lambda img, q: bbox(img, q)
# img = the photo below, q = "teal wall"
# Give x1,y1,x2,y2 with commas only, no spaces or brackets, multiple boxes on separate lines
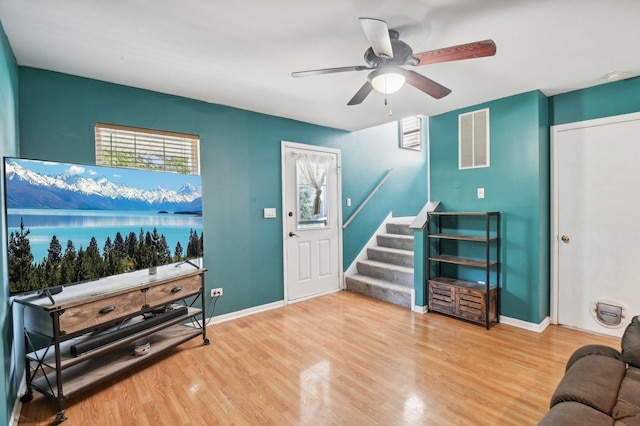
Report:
0,20,19,426
18,67,428,314
551,76,640,126
429,91,549,323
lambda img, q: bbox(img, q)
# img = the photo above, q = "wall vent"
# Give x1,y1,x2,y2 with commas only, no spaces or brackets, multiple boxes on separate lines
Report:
459,108,490,169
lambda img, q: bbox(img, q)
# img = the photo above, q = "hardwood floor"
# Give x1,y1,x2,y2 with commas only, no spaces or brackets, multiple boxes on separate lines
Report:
18,291,618,425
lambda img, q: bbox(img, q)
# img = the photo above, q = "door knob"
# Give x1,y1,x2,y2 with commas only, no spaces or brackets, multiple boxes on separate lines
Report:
561,235,570,243
289,232,300,237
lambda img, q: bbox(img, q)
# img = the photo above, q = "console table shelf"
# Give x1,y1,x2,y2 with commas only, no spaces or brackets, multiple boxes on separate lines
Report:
15,261,208,424
30,324,202,398
427,212,501,329
26,306,202,370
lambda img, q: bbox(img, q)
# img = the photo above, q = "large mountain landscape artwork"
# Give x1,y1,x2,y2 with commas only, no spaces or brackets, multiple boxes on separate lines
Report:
5,158,204,295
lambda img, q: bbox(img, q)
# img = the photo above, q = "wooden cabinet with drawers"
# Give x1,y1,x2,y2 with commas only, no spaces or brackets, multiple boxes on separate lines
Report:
427,212,501,329
15,261,208,424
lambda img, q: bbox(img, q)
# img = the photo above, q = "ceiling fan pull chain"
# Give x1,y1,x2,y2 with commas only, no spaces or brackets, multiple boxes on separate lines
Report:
386,95,393,116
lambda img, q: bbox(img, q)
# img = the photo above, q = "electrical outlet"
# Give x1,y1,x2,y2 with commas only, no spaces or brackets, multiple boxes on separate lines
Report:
211,288,223,298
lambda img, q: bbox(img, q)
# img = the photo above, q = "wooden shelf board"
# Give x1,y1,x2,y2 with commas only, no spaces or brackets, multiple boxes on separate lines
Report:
429,233,497,242
27,307,202,370
428,211,500,216
429,276,497,292
30,324,204,398
428,255,498,268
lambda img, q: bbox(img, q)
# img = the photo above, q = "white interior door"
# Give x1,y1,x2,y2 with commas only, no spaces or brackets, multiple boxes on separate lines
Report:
282,142,342,302
552,112,640,337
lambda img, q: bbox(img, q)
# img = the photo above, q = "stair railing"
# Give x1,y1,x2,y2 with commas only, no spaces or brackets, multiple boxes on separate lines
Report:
342,168,394,230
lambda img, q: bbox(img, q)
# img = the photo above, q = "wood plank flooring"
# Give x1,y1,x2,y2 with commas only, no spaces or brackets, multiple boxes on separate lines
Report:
18,291,619,425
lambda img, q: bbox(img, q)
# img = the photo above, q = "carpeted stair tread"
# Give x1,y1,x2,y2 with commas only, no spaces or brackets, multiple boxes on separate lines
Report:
385,218,415,236
346,275,412,293
367,246,414,267
378,233,414,241
377,233,414,250
356,259,413,286
357,259,413,274
345,275,413,308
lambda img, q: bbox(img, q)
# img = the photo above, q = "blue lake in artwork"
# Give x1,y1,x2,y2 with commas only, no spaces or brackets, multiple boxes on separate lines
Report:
7,209,203,261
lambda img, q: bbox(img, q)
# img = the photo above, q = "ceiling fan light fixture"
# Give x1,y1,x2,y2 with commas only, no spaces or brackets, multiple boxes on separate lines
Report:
369,68,406,94
605,71,628,82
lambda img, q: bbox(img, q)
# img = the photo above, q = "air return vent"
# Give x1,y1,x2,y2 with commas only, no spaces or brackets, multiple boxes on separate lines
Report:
459,108,490,169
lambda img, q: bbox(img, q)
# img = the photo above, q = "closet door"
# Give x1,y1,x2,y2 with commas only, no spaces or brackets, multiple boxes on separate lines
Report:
552,113,640,337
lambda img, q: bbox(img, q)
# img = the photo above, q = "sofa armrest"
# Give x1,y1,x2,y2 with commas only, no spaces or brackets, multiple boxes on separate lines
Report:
552,355,626,415
538,401,614,426
566,345,622,372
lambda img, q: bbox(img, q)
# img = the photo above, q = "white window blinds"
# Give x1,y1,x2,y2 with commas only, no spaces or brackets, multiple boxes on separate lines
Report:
95,123,200,175
400,116,422,150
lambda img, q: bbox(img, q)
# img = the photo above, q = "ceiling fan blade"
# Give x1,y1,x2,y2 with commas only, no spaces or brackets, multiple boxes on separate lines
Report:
347,81,374,105
403,70,451,99
359,18,394,59
413,39,496,66
291,65,372,78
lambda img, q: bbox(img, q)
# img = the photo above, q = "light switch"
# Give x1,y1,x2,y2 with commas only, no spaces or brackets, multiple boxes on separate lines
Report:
263,208,277,218
477,188,485,199
346,198,352,207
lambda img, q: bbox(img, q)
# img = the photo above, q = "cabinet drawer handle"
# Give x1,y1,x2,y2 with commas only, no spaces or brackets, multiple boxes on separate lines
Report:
99,305,116,314
171,286,182,294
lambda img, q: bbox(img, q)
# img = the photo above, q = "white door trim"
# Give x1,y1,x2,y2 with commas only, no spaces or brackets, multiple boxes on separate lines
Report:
281,141,343,305
550,111,640,325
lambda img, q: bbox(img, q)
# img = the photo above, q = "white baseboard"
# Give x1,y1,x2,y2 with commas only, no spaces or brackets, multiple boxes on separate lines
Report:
412,305,428,314
500,315,550,333
410,310,551,332
287,288,341,305
204,300,285,326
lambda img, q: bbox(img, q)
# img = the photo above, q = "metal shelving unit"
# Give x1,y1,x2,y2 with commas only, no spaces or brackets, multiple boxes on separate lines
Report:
427,211,501,329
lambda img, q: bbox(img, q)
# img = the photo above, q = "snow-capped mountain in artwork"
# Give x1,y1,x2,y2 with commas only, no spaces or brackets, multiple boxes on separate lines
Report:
5,160,202,212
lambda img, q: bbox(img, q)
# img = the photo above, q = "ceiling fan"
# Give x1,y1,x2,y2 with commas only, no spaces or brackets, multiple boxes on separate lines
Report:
292,18,496,105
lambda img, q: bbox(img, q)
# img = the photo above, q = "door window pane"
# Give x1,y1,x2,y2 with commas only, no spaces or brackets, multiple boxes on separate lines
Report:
296,154,331,229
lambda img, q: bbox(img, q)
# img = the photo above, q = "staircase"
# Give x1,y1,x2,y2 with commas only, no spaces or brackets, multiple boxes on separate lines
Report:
345,217,415,308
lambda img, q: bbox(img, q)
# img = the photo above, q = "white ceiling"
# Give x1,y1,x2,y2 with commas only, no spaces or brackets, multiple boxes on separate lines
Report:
1,0,639,131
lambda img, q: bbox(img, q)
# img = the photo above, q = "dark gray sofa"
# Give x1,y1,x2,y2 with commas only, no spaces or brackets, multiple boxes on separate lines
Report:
538,316,640,425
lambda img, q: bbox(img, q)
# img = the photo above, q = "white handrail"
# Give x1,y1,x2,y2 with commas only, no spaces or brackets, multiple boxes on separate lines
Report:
409,201,441,230
342,168,394,230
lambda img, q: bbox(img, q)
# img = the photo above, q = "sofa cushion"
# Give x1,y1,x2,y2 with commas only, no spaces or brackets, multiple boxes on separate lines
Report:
612,367,640,424
551,355,626,415
538,401,613,426
622,316,640,368
566,344,623,372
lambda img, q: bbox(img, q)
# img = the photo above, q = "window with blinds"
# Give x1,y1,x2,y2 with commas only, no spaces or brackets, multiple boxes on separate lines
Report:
95,123,200,175
399,116,423,151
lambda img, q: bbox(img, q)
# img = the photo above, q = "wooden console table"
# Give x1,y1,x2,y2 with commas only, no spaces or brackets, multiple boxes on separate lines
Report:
14,261,208,424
